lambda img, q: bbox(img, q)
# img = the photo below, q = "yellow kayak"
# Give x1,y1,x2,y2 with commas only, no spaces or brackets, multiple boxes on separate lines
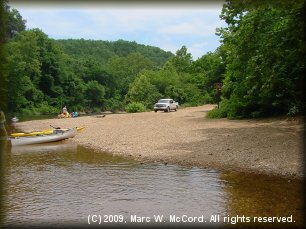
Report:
10,126,85,137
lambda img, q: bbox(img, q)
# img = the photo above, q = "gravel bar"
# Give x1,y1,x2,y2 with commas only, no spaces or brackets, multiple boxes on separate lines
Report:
14,105,305,178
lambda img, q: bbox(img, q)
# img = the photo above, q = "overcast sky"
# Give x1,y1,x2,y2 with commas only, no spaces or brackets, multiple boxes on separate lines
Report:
9,1,226,59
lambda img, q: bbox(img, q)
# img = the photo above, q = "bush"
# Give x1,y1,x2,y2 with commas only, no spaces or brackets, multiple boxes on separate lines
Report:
125,102,146,113
202,93,213,104
207,106,227,118
210,97,248,119
104,97,125,112
287,105,299,117
36,102,59,114
20,108,39,116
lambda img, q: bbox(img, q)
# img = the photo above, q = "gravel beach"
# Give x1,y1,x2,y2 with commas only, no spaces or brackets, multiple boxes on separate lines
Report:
14,105,305,178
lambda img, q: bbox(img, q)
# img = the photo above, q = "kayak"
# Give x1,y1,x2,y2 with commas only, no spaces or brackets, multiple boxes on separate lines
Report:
9,127,78,146
10,126,85,137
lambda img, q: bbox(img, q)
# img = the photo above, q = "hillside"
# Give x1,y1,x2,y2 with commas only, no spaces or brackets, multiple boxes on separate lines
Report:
55,39,174,67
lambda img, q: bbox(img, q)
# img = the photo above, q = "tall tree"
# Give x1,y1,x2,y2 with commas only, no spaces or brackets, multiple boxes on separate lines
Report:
107,52,154,97
126,71,161,108
5,5,26,39
169,45,193,73
6,30,42,112
85,80,105,108
215,0,305,118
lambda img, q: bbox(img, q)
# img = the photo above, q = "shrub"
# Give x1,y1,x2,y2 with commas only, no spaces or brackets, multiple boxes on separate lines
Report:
125,102,146,113
207,106,227,118
20,108,39,116
104,97,125,112
202,93,213,104
36,102,58,114
287,105,299,117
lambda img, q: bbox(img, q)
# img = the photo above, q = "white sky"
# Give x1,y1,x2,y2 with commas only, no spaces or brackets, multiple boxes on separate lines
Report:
9,1,227,59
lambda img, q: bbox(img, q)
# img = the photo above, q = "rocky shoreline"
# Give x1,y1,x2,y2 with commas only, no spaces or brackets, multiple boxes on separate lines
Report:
13,105,305,178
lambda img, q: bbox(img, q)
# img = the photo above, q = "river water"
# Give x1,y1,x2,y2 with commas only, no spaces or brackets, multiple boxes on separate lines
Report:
0,140,304,227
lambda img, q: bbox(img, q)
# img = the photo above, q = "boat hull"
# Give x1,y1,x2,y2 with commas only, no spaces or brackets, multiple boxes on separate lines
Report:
9,128,77,146
10,126,85,137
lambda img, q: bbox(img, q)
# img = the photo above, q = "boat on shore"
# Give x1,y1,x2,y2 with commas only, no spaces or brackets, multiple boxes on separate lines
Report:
9,127,78,146
10,126,85,138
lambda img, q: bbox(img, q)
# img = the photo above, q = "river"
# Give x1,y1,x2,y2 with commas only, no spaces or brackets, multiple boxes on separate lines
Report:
0,139,303,227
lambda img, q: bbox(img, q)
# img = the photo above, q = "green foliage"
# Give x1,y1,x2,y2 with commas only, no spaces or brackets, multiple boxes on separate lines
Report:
56,39,173,68
216,0,306,118
124,47,223,108
103,90,125,112
5,13,173,115
287,105,299,117
85,80,105,108
107,52,154,97
6,29,66,113
4,7,227,115
125,102,146,113
191,49,226,104
169,45,193,73
126,71,161,109
19,108,39,116
5,5,26,39
35,101,59,114
207,107,227,119
6,3,304,119
202,93,214,104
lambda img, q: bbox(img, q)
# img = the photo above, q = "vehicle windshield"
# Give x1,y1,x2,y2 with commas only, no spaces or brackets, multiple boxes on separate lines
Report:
158,99,170,103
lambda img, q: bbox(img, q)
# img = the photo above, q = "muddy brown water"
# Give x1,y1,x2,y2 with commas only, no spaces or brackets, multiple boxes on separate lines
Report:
0,140,304,227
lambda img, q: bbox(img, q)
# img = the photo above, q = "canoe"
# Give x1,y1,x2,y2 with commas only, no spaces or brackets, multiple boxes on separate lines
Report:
10,126,85,137
9,127,77,146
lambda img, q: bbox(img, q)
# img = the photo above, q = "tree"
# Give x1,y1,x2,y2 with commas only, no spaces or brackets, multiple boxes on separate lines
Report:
126,71,161,108
190,49,226,103
6,30,42,112
5,5,26,39
169,45,193,73
214,0,305,118
85,80,105,108
107,52,154,98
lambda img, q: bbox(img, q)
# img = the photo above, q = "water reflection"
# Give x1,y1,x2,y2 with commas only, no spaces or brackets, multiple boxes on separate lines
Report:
221,172,305,227
1,142,304,227
3,143,226,226
10,142,78,155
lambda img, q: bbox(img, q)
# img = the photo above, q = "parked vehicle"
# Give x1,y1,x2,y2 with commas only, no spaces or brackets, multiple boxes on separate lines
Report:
154,99,179,112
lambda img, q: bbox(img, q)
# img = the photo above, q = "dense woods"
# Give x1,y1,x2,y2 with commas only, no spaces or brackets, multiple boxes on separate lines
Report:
1,0,305,118
210,0,306,118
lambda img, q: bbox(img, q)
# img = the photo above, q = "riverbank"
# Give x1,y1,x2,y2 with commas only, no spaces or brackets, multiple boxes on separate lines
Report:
13,105,305,178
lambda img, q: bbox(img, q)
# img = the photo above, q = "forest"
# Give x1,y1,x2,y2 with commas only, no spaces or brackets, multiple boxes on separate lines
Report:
0,0,305,118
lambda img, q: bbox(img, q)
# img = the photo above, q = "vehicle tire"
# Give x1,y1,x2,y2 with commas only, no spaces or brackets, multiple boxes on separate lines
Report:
154,110,157,112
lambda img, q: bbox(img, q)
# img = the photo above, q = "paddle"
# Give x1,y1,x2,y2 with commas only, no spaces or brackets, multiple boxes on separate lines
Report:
50,125,61,129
